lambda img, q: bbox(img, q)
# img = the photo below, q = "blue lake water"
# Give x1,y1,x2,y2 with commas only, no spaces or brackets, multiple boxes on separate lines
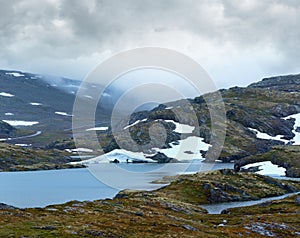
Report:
0,162,234,208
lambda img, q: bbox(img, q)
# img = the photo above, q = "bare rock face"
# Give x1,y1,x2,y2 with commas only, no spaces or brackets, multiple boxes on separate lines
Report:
147,152,173,163
248,73,300,92
0,120,16,137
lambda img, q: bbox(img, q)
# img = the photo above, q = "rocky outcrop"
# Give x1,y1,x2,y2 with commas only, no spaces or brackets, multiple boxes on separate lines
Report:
0,142,82,172
0,121,16,137
248,73,300,92
234,145,300,177
147,152,174,163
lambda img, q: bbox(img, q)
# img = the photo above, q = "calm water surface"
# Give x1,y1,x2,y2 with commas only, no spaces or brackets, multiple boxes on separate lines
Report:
0,162,233,208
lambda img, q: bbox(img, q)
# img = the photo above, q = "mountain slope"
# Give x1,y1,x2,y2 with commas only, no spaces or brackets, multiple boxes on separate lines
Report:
89,73,300,167
0,69,113,146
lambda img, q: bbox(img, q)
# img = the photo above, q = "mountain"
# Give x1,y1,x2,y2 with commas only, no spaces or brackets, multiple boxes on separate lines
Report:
77,73,300,176
0,69,115,146
1,70,300,175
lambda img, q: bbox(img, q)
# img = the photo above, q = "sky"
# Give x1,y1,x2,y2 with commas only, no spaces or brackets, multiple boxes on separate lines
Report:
1,0,300,89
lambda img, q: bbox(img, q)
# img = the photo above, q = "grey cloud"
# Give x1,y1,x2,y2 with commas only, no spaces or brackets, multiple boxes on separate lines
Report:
0,0,300,85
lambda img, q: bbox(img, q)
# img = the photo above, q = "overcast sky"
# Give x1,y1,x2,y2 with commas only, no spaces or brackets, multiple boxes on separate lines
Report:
1,0,300,89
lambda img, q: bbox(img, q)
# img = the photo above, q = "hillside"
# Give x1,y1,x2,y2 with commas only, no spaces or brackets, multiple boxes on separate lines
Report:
0,69,112,146
1,71,299,174
77,73,300,170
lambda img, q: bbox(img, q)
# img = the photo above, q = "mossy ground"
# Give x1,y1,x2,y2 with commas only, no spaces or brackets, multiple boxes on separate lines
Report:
0,170,299,237
0,142,84,171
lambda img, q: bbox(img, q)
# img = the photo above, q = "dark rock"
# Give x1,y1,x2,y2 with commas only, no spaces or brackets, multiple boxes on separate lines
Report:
295,196,300,205
110,159,120,163
114,192,128,199
248,74,300,92
182,224,198,231
85,230,104,236
135,211,144,216
0,203,17,210
32,225,56,230
0,121,16,136
203,183,211,190
148,152,173,163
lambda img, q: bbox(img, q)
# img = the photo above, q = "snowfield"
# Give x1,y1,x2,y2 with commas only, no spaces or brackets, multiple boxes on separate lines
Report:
70,149,156,165
3,120,39,126
155,136,210,161
242,161,286,176
248,128,289,144
165,120,195,133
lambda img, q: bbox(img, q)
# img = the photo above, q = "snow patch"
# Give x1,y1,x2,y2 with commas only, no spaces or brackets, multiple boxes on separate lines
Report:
55,111,73,117
86,127,109,131
30,102,42,106
15,144,32,147
4,113,14,116
248,128,289,144
156,136,210,161
165,120,195,133
71,149,156,165
2,120,39,126
283,113,300,145
6,72,24,77
242,161,286,176
65,148,93,153
0,92,14,97
124,119,147,129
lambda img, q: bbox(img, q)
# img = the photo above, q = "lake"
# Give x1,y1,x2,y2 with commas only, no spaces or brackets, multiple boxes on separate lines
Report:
0,162,233,208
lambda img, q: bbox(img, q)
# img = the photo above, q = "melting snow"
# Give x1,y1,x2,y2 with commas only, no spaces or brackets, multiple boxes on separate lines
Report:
6,72,24,77
30,102,42,106
71,135,210,164
123,119,194,133
3,120,39,126
0,92,14,97
15,144,32,147
124,119,147,129
65,148,93,153
248,128,289,144
242,161,286,176
86,127,109,131
71,149,156,165
283,113,300,145
156,136,210,161
165,120,195,133
55,111,73,117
